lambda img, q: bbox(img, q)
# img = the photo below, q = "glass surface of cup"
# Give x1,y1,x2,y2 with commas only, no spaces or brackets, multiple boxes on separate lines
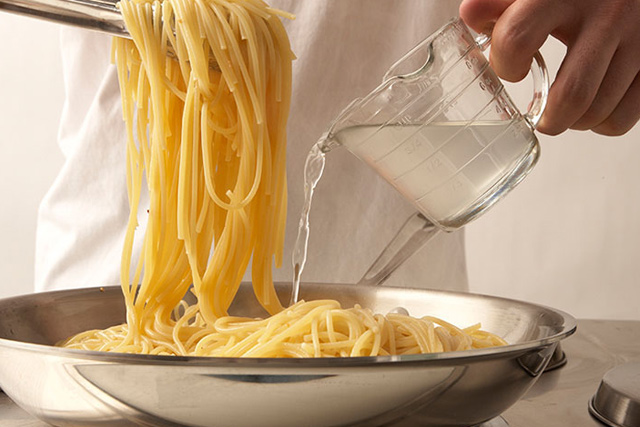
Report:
327,18,541,231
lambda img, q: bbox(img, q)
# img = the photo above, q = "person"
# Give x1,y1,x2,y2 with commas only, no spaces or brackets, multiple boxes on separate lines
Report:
34,0,640,295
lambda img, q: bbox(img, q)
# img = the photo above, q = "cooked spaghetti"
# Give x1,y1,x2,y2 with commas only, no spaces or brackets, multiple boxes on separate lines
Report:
60,0,506,357
62,299,506,356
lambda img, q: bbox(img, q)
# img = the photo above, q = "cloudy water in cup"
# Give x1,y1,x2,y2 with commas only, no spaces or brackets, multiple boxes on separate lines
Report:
335,121,537,228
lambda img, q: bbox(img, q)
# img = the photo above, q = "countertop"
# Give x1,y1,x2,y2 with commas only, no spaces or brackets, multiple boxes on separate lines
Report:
502,318,640,426
1,319,638,426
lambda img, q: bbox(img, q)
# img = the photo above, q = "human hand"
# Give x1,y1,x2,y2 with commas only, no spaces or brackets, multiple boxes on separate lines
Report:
459,0,640,136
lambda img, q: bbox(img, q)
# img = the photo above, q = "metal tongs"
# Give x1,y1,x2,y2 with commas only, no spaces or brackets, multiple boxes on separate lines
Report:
0,0,128,37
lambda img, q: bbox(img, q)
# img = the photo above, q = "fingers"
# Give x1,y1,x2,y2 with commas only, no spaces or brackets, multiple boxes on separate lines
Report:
461,0,563,82
537,26,619,135
488,0,564,82
593,72,640,136
571,46,640,132
459,0,514,34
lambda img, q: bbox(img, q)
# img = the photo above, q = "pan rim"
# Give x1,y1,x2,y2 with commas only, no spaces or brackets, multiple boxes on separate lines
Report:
0,284,577,368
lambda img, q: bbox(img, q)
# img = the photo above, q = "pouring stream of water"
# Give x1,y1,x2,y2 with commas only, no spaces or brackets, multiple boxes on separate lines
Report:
289,135,439,306
290,138,333,306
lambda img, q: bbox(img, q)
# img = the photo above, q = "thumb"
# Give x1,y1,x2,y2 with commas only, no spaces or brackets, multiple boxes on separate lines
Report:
459,0,514,34
461,0,552,83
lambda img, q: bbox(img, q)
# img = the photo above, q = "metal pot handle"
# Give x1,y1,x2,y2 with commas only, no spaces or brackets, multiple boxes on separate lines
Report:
357,212,440,287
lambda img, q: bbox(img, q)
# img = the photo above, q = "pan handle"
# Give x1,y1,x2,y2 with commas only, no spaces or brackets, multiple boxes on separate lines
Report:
357,212,440,287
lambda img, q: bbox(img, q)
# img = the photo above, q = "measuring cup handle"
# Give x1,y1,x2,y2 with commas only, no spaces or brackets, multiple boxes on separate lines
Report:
525,52,549,128
475,34,550,129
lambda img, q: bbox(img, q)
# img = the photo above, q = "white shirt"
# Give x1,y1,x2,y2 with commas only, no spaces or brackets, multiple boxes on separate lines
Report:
35,1,467,293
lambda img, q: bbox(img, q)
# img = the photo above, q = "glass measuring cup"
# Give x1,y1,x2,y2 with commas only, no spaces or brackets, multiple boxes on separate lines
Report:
320,18,549,231
290,18,550,302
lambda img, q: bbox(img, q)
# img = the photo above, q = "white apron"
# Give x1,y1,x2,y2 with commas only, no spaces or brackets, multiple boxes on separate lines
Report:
35,0,467,293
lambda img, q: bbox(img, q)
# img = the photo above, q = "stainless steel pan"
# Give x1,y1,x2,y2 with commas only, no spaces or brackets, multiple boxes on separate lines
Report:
0,282,576,427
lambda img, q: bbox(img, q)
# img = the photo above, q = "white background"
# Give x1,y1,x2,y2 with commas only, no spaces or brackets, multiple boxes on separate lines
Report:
0,15,638,320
